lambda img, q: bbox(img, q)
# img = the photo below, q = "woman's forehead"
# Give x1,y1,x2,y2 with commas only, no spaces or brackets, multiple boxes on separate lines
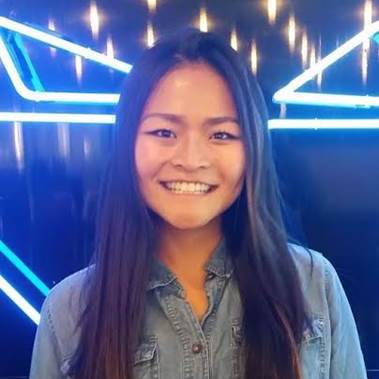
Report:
141,62,237,117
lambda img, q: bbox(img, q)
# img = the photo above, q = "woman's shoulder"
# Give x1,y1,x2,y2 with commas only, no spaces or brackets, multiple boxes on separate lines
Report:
36,266,93,366
287,242,335,281
45,266,92,312
42,267,92,342
287,244,367,377
287,243,348,316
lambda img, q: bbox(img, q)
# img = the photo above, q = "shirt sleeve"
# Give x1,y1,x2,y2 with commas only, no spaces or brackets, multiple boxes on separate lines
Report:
324,258,368,379
29,295,65,379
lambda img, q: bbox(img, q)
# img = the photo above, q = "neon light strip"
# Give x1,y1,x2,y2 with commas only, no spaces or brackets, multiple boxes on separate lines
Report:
13,33,44,91
0,16,132,104
0,17,132,73
274,92,379,108
268,119,379,129
1,113,378,129
2,112,379,129
0,241,49,296
0,274,40,325
273,21,379,108
0,35,120,104
0,112,115,124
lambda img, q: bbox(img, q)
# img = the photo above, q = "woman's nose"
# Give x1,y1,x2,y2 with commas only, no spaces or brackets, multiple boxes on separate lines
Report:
170,134,211,170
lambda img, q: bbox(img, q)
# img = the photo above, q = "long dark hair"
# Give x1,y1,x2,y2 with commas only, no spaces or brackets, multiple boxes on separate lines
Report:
71,28,308,379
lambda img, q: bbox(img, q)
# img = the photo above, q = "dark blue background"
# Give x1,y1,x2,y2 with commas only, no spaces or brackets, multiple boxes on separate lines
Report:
0,1,378,377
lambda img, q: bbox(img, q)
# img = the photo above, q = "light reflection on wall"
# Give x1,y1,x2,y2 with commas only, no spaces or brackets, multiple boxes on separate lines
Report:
310,44,316,68
301,30,308,68
362,0,373,86
57,123,70,159
89,1,100,40
250,39,258,75
47,18,57,57
364,0,373,31
13,122,24,171
317,36,323,89
199,7,208,32
267,0,278,25
83,137,91,159
75,55,83,84
106,35,114,59
230,27,238,51
287,14,296,54
146,21,155,47
147,0,157,14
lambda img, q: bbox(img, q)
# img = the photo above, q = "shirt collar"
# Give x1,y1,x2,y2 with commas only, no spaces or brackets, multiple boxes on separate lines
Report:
147,237,233,291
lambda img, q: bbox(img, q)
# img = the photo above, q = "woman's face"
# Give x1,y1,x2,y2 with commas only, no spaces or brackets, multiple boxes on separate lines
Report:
135,62,246,230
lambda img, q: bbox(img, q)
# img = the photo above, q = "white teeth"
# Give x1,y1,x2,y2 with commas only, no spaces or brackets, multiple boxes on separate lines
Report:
163,181,212,193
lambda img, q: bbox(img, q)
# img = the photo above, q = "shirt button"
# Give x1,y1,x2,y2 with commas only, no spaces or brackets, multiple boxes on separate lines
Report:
192,343,203,354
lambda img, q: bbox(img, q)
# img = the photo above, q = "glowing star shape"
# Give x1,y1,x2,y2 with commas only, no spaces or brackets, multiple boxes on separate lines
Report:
273,21,379,108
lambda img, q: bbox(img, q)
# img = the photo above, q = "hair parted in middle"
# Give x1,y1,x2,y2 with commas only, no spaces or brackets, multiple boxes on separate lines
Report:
70,27,309,379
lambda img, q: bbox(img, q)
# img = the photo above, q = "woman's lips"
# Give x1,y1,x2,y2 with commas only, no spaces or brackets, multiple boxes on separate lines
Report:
159,181,218,194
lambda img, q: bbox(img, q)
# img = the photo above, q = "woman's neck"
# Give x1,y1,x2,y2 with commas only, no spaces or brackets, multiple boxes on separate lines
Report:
156,217,222,284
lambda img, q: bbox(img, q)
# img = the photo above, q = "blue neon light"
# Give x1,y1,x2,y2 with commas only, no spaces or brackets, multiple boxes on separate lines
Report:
0,16,132,105
2,112,379,129
0,240,49,296
0,17,131,72
12,32,45,91
0,112,115,124
0,274,40,325
0,17,378,128
273,21,379,108
268,119,379,129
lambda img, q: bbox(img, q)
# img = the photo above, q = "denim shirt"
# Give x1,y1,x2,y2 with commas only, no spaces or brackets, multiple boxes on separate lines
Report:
29,240,367,379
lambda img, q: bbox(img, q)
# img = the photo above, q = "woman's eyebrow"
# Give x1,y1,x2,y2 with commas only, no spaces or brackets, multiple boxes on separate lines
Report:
204,116,239,126
140,113,239,126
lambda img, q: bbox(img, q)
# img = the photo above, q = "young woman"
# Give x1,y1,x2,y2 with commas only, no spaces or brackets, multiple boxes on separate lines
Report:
30,28,367,379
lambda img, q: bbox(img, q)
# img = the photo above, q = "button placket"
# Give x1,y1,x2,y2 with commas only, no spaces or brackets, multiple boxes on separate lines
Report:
191,342,203,354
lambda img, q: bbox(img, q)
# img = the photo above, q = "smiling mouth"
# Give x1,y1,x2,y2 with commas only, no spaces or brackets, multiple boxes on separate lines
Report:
159,181,218,195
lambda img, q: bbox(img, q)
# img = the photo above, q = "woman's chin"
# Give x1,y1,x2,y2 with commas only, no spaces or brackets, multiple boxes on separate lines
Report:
162,215,214,231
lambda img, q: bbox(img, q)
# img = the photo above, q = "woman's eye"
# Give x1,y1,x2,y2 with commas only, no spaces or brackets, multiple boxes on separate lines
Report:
212,131,238,140
146,129,238,140
149,129,176,138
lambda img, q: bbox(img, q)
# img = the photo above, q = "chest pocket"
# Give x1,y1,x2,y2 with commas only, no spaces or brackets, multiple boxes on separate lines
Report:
231,316,325,379
300,316,326,379
133,336,160,379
